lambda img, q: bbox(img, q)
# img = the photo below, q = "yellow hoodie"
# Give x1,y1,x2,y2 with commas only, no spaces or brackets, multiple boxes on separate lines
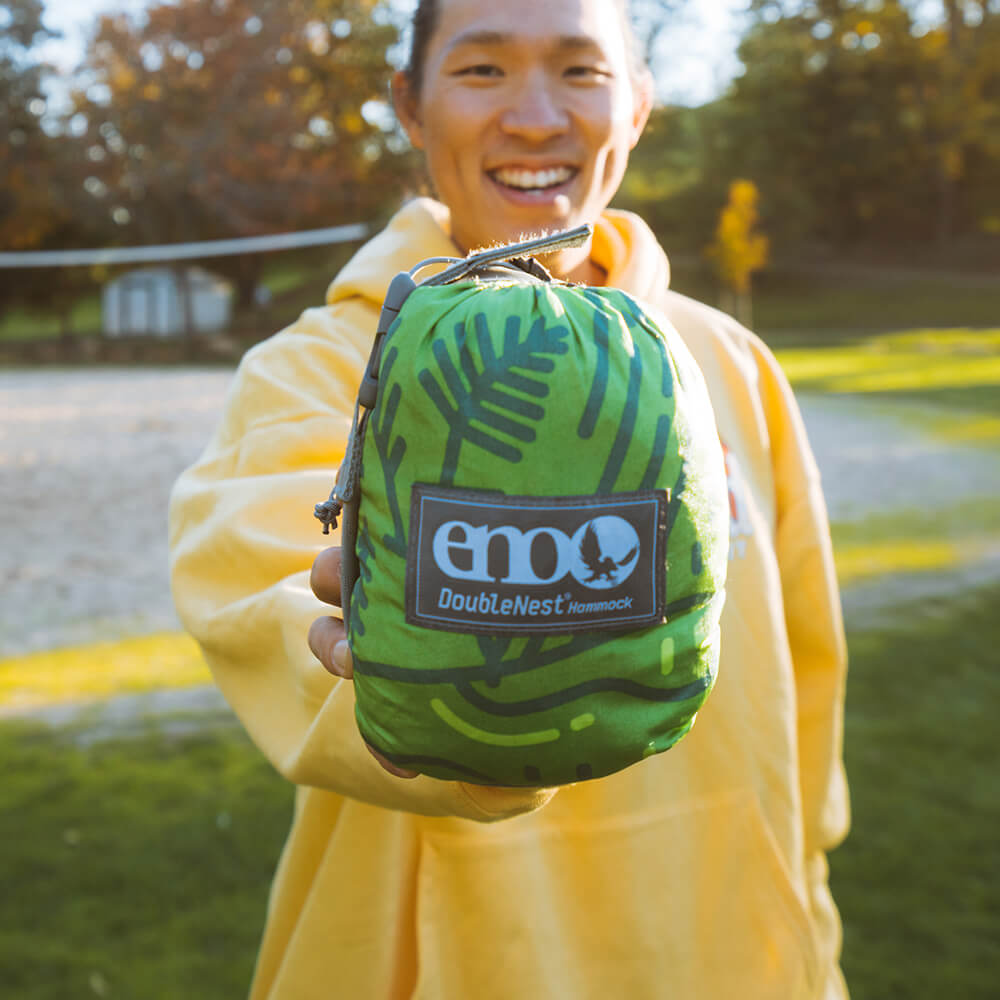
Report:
169,198,849,1000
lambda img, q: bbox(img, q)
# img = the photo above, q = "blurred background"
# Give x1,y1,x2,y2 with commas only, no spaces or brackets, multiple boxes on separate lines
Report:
1,0,998,996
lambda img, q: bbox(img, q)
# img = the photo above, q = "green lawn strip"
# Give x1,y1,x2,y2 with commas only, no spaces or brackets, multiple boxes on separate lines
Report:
773,329,1000,427
0,719,294,999
894,404,1000,446
831,581,1000,998
831,500,1000,587
0,294,103,342
0,633,211,712
833,499,1000,545
666,263,1000,333
753,279,1000,333
1,245,359,344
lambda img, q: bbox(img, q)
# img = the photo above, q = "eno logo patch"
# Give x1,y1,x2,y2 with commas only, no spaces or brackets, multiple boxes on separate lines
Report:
406,485,668,635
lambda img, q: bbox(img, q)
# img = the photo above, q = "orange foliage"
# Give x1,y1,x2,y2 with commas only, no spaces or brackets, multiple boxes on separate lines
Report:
706,180,770,297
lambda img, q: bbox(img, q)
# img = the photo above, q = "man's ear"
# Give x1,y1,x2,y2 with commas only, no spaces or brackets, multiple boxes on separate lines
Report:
392,70,425,150
629,69,654,149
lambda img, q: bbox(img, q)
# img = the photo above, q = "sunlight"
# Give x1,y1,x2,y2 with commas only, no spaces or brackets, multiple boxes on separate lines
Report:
835,538,970,587
0,633,211,712
776,329,1000,400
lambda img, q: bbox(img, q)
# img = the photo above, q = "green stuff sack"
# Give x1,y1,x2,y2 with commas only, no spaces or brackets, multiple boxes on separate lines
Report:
316,229,729,787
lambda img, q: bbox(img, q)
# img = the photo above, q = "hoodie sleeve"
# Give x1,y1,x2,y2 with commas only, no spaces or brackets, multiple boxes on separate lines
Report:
747,334,851,978
168,300,554,822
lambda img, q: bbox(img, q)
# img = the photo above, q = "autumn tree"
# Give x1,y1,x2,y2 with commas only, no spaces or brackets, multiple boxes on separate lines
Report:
0,1,53,250
920,0,1000,243
73,0,411,307
712,0,1000,250
0,1,78,320
705,179,769,326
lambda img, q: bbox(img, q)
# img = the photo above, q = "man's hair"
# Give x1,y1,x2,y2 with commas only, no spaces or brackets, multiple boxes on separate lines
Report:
404,0,646,95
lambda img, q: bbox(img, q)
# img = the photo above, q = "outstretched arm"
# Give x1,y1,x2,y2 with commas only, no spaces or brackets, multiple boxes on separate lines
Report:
168,300,555,822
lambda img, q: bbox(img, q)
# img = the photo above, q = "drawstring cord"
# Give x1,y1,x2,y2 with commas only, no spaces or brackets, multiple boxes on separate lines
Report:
313,224,593,535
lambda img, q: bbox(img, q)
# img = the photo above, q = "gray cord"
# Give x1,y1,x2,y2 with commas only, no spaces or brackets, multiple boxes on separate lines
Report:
415,224,593,287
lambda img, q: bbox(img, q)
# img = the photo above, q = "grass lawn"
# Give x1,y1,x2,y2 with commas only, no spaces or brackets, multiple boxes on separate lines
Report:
0,294,102,342
753,274,1000,333
830,582,1000,999
832,503,1000,587
668,261,1000,333
771,328,1000,461
0,718,293,998
777,329,1000,387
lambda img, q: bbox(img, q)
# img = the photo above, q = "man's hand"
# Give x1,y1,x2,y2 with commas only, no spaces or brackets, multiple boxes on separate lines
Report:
308,546,418,779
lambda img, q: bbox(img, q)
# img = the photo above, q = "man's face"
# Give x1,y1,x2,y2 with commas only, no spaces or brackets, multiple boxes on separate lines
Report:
395,0,651,270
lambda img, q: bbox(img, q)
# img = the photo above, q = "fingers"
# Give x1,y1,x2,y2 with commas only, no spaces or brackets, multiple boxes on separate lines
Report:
307,617,417,778
366,743,419,779
308,615,353,679
309,548,350,676
310,546,343,607
309,547,417,780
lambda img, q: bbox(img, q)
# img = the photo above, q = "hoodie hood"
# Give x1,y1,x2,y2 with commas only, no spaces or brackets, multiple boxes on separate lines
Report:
326,197,671,309
591,207,671,299
326,198,457,309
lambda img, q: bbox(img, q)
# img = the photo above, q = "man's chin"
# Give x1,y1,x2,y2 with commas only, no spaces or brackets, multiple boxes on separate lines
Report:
453,207,587,256
491,213,581,248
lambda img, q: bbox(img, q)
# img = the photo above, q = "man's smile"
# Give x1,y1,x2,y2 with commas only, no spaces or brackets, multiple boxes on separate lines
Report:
487,165,579,193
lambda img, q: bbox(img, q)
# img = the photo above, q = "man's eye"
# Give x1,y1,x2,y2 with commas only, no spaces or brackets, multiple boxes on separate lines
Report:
454,64,504,78
565,65,611,80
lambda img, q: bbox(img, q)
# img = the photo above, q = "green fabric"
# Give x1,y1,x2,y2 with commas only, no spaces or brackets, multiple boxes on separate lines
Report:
349,279,729,786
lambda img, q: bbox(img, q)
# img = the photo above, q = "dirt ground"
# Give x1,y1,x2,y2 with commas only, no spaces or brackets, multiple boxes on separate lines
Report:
1,367,234,656
2,367,998,656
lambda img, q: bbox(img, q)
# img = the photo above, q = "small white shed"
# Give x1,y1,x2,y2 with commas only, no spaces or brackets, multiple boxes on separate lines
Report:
102,266,233,338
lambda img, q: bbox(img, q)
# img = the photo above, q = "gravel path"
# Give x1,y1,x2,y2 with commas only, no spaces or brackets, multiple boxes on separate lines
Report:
2,368,998,660
1,367,234,656
797,394,1000,524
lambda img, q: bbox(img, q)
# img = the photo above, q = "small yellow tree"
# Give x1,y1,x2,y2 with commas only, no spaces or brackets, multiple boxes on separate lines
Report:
706,180,770,328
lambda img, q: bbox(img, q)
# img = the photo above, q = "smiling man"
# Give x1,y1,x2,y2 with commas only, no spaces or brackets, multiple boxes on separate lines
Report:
169,1,850,998
392,0,652,284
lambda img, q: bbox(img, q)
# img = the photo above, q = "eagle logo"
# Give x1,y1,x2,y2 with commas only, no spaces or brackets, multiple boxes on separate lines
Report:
570,516,641,590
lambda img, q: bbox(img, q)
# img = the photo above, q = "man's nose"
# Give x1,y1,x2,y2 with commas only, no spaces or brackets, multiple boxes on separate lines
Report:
499,72,569,141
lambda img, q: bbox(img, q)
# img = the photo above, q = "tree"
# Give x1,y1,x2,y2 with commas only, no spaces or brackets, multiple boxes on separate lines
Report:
921,0,1000,242
705,179,769,326
72,0,412,308
0,1,107,330
717,0,1000,250
612,103,708,242
0,1,65,318
0,0,51,247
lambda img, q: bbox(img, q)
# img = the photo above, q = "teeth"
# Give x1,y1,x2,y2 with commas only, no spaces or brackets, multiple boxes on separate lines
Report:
492,167,574,190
